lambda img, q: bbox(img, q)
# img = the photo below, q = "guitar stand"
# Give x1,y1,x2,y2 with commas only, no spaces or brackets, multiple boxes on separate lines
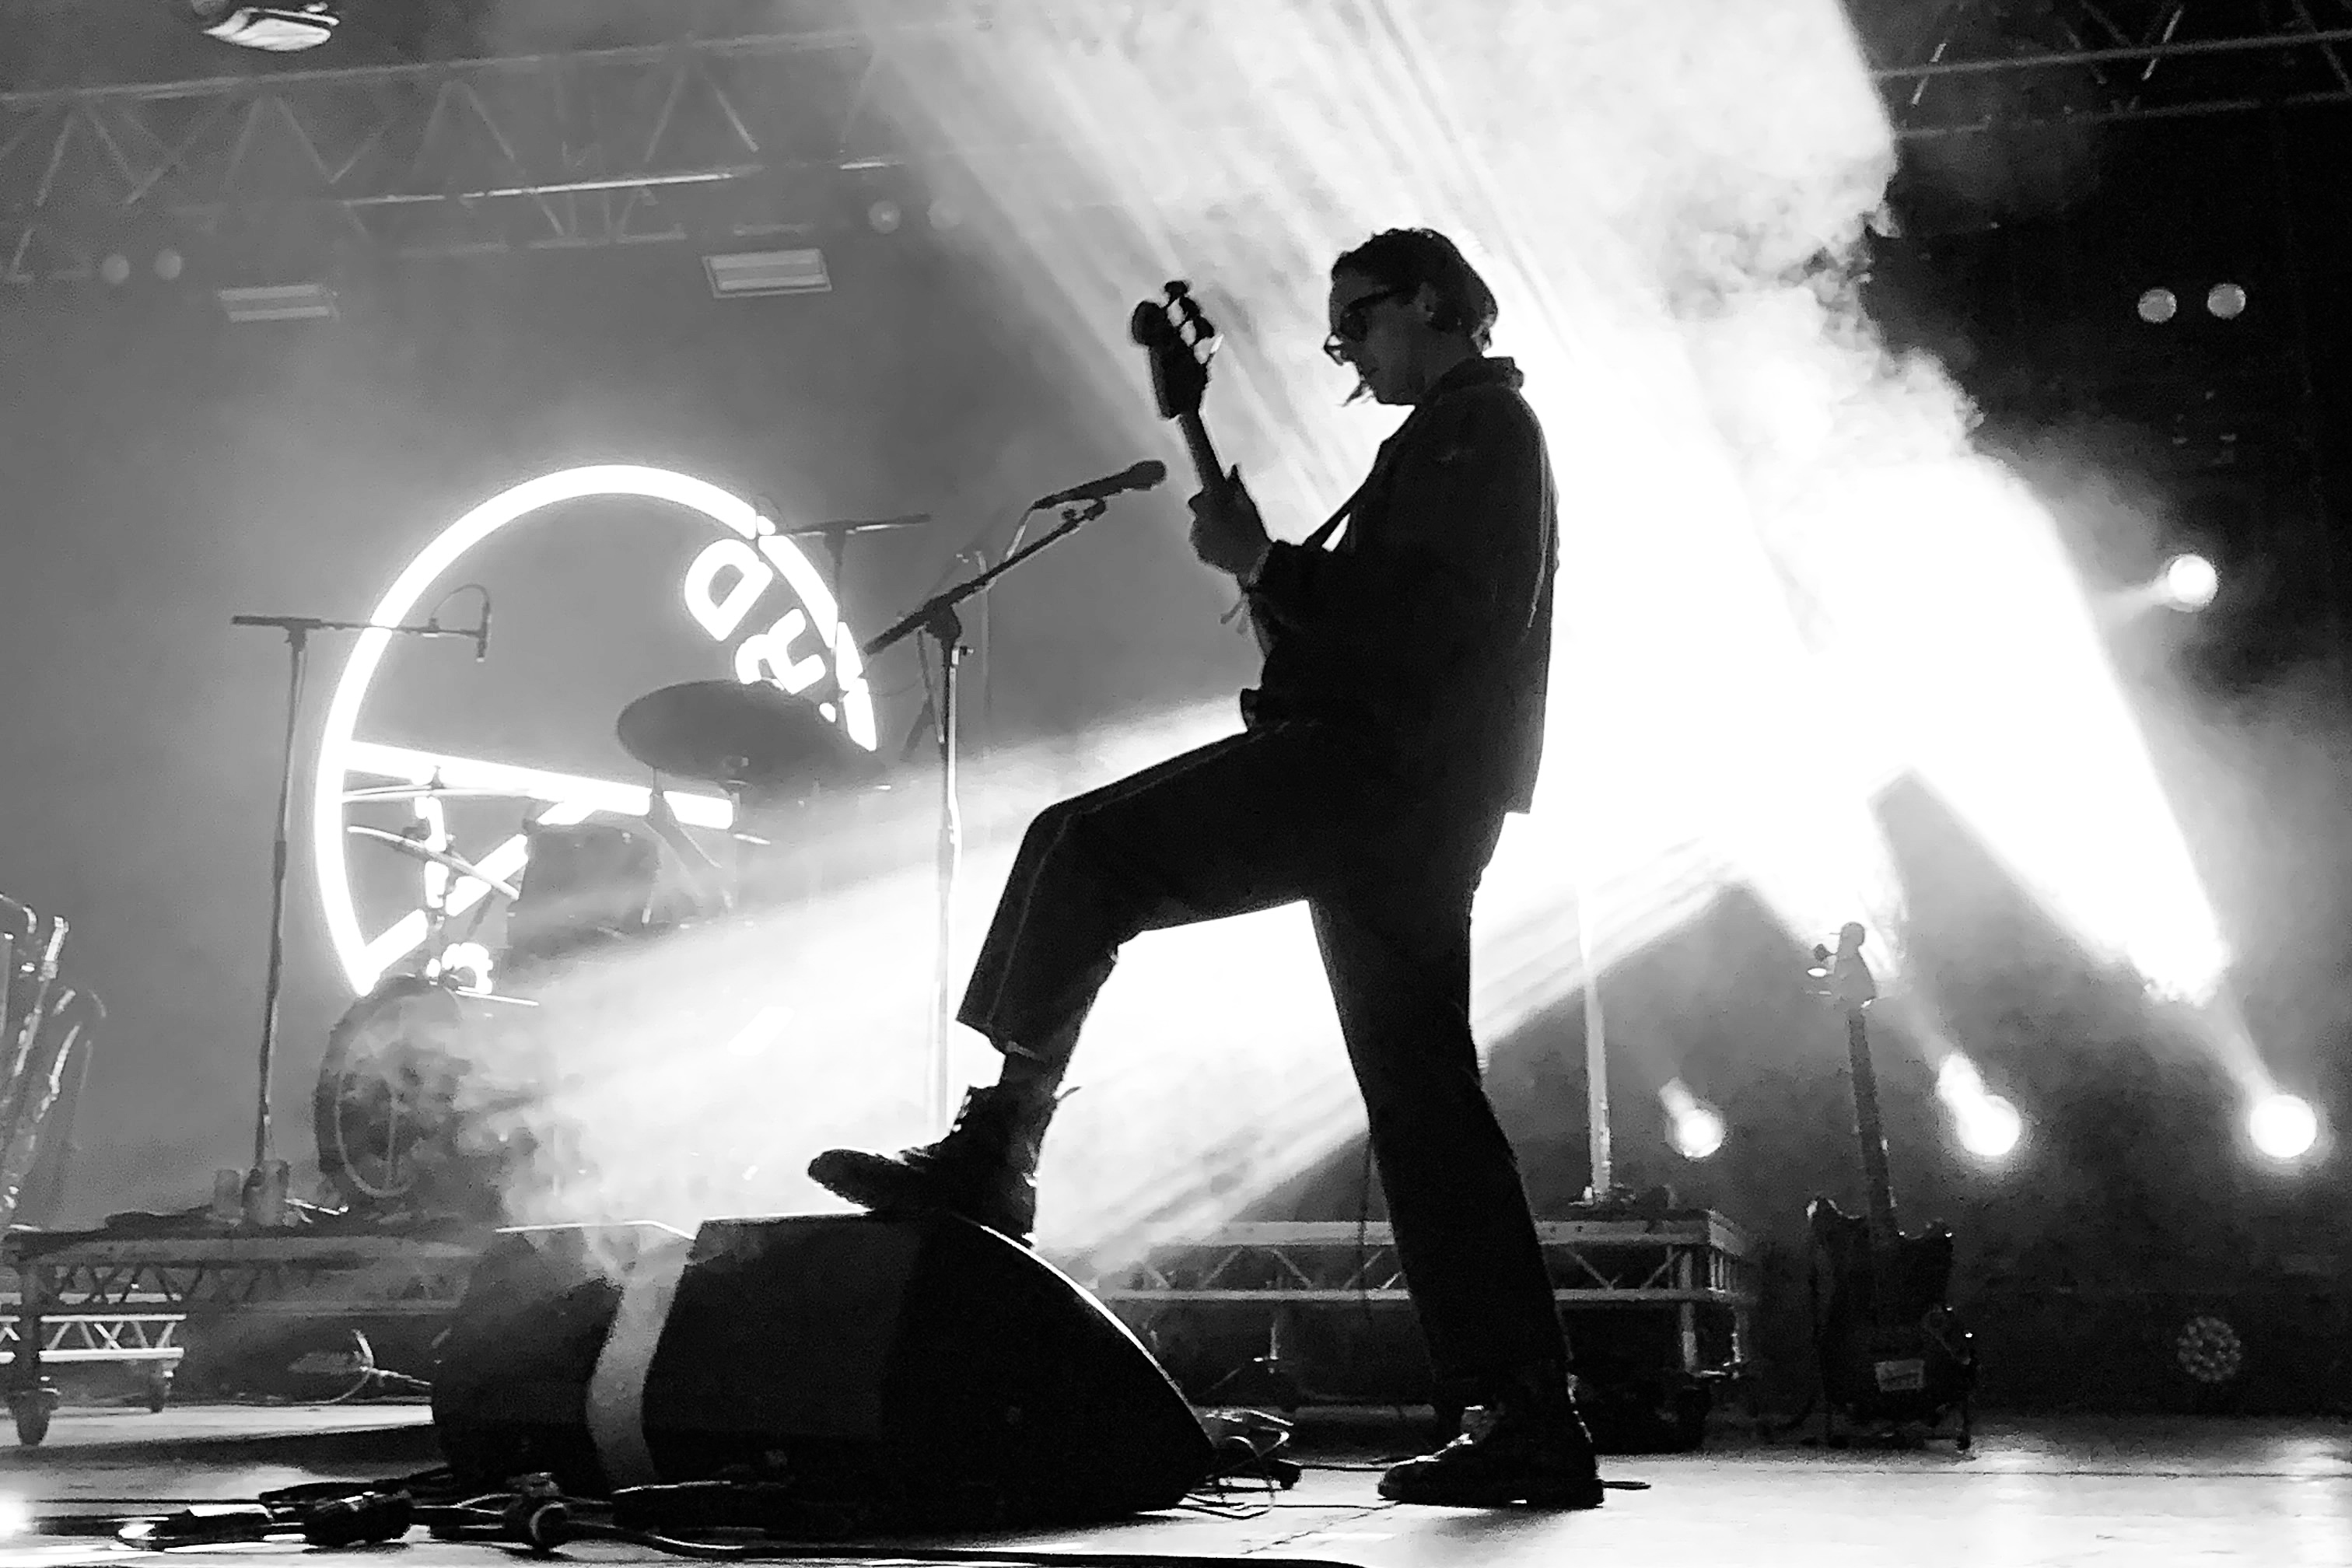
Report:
1806,1264,1978,1451
1812,1332,1976,1452
1817,1395,1974,1452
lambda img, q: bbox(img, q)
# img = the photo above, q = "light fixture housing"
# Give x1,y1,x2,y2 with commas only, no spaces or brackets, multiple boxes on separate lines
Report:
702,249,831,299
216,282,337,322
190,2,341,52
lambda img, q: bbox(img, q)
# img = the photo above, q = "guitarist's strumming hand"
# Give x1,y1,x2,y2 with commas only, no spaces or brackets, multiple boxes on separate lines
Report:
1188,465,1272,581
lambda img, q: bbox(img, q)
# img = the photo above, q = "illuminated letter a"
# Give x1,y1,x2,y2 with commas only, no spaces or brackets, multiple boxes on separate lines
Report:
684,539,774,640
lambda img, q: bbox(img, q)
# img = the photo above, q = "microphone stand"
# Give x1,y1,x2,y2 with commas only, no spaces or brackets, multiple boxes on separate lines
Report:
861,499,1110,1129
228,611,482,1188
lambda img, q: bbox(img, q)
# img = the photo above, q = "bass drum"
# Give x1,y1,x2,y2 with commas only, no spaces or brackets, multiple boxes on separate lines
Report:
312,975,522,1220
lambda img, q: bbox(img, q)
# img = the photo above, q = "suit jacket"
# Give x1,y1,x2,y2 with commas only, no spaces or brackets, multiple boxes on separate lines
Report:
1242,355,1557,814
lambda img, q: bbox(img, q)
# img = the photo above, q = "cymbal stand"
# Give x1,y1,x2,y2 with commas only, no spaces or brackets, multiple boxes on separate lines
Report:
861,499,1109,1129
229,611,483,1181
771,511,934,604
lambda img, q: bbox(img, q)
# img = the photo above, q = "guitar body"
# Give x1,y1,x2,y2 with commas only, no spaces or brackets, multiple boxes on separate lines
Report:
1807,1197,1972,1429
1804,924,1976,1447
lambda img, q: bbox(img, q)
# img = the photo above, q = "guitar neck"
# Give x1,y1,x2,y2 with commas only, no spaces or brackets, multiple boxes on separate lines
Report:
1174,409,1227,499
1845,1012,1902,1254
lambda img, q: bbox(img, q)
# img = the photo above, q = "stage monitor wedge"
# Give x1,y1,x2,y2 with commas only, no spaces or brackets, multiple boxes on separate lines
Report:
433,1213,1213,1528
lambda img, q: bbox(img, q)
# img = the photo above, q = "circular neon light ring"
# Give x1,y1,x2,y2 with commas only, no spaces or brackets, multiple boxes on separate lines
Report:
313,464,877,995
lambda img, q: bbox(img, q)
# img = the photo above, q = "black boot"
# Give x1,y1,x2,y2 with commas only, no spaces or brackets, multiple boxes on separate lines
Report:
1378,1363,1603,1509
806,1084,1057,1244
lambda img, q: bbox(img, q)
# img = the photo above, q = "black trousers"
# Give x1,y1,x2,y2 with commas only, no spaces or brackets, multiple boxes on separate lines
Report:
959,720,1564,1382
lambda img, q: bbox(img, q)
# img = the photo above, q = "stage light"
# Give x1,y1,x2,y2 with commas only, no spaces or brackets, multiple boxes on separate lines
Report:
1660,1078,1726,1160
1955,1094,2022,1160
1937,1054,2022,1162
1672,1103,1725,1160
99,254,131,286
2248,1092,2319,1163
2174,1313,2245,1385
187,1,340,51
2159,553,2218,611
2137,287,2179,324
868,200,905,234
0,1496,28,1538
2206,283,2247,320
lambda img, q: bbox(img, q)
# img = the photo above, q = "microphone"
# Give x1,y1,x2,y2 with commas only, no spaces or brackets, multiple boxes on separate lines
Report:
1034,460,1167,510
474,598,492,663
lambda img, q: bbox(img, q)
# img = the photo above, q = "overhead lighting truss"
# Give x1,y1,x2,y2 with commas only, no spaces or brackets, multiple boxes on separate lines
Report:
19,3,2347,283
1860,0,2352,138
0,24,929,284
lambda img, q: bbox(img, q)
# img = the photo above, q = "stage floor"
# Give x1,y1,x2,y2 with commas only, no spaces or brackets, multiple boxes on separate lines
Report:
0,1405,2341,1565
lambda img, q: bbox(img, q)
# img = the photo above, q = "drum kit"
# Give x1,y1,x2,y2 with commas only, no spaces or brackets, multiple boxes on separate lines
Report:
304,464,1160,1218
313,680,881,1215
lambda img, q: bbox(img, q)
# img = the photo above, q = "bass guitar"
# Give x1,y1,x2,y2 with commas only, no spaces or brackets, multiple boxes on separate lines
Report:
1128,280,1235,530
1805,922,1975,1447
1127,281,1285,663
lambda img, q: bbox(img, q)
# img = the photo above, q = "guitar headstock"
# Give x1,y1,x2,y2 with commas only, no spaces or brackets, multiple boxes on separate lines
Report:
1129,280,1218,422
1807,921,1878,1014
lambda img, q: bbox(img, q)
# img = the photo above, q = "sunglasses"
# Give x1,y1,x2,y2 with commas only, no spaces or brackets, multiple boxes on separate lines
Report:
1322,286,1413,363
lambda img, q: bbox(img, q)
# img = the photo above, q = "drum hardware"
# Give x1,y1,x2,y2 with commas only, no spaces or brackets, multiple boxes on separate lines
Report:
341,783,523,804
502,821,661,970
345,824,523,904
345,822,515,991
767,510,933,610
321,828,551,1215
618,679,887,915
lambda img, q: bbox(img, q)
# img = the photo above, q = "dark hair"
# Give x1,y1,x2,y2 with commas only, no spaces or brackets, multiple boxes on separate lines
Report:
1332,228,1498,349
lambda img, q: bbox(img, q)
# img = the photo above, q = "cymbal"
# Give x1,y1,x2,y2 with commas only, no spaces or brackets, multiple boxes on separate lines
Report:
616,680,877,793
346,825,522,901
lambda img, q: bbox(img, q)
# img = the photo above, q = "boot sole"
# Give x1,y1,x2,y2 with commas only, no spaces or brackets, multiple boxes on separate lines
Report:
806,1152,1034,1245
805,1150,915,1211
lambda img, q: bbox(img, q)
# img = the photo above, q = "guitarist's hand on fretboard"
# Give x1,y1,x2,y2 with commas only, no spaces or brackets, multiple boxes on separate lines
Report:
1187,465,1270,579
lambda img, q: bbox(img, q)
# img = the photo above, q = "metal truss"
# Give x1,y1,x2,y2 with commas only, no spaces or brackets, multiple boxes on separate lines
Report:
0,1311,181,1366
1090,1217,1759,1375
17,5,2347,281
4,1232,479,1440
3,1234,481,1319
1094,1218,1757,1306
1862,0,2352,136
0,25,929,282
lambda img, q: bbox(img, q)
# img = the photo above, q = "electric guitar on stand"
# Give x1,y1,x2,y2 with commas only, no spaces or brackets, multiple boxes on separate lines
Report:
1804,923,1975,1447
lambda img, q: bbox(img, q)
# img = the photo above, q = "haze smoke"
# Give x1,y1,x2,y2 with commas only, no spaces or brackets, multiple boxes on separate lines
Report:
472,0,2259,1254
